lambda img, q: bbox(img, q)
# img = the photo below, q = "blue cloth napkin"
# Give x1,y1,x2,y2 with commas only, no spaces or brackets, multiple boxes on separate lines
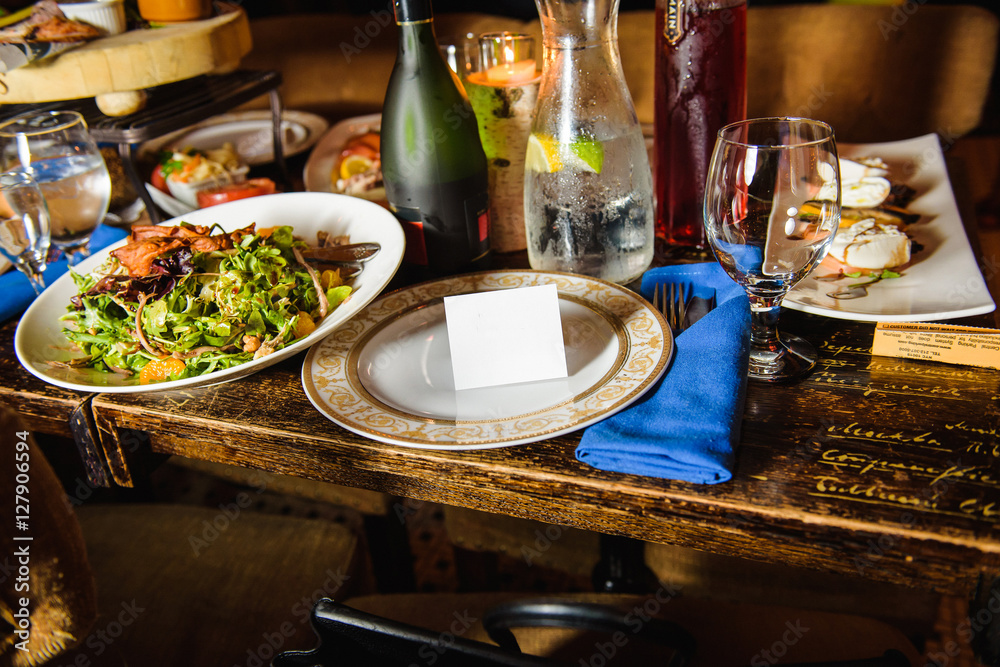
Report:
1,224,130,323
576,263,751,484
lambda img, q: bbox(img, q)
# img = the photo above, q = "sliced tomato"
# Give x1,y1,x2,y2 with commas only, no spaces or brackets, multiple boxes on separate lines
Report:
196,178,277,208
150,165,169,194
339,131,381,162
340,144,378,162
346,131,380,153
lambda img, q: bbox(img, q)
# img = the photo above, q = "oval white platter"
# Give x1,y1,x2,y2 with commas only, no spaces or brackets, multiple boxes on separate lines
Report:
141,110,333,217
16,192,404,393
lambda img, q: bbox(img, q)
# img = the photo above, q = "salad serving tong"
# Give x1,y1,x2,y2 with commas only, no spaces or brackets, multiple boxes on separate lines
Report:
299,242,381,280
299,242,381,263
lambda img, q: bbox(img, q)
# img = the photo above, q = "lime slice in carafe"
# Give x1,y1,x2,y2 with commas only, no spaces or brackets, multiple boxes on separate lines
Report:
568,138,604,174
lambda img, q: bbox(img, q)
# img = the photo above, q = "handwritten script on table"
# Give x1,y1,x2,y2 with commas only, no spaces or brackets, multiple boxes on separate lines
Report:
742,326,1000,539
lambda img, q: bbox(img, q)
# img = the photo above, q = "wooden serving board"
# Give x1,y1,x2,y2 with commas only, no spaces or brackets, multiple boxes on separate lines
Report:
0,5,251,108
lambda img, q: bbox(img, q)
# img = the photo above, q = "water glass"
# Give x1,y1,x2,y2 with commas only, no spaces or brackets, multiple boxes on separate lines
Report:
0,111,112,266
704,117,841,382
0,169,51,295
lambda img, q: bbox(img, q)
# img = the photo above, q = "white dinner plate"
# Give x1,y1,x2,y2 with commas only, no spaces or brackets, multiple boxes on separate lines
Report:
785,133,995,321
15,192,405,393
303,113,384,201
140,110,329,167
302,271,673,449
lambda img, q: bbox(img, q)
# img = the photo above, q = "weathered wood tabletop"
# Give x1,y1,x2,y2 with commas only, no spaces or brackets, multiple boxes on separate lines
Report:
3,292,998,599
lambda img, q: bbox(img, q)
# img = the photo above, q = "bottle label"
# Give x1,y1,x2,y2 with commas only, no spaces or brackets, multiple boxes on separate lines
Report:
664,0,686,45
388,177,490,272
468,197,491,247
394,212,429,266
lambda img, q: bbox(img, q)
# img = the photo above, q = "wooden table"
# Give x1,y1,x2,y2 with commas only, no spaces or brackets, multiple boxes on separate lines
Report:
3,245,1000,659
3,278,999,589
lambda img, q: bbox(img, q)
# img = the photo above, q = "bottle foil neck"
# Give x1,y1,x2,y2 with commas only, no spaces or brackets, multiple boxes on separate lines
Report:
394,0,433,24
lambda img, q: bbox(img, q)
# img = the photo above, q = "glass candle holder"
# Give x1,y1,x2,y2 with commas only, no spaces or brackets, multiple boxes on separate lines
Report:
479,32,538,86
464,32,539,253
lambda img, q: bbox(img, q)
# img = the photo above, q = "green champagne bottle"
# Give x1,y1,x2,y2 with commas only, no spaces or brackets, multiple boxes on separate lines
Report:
381,0,492,275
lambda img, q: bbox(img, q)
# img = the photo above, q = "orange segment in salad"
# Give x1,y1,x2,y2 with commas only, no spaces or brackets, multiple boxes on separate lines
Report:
139,357,186,384
293,311,317,339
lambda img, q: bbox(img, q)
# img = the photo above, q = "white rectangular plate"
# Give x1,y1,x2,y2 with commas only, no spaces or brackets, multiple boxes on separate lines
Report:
785,133,995,322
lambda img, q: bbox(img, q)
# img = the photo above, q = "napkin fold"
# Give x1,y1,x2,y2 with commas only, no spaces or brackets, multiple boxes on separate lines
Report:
0,224,129,323
576,263,751,484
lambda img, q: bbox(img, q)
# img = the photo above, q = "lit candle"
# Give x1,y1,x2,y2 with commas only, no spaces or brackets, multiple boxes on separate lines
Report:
485,59,537,85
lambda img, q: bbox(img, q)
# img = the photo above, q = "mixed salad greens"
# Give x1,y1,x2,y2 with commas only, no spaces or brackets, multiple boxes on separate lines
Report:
60,223,352,384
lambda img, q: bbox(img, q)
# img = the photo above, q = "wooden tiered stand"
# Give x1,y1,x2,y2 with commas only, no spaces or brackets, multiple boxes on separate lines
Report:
0,5,287,222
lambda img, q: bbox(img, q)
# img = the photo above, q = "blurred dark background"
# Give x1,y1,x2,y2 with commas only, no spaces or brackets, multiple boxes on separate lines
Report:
241,0,1000,22
227,0,998,135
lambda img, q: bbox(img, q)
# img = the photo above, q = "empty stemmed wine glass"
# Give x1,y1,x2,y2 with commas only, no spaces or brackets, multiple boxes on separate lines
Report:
703,117,841,382
0,111,112,266
0,168,51,295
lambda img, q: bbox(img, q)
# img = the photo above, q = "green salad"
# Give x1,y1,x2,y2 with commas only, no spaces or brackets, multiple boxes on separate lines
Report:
60,223,352,384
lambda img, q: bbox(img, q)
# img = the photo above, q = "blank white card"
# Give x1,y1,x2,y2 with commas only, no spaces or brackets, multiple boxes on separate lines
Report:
443,285,568,391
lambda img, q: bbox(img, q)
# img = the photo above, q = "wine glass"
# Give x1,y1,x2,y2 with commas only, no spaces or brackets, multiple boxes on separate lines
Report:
0,168,51,295
703,117,841,382
0,111,112,266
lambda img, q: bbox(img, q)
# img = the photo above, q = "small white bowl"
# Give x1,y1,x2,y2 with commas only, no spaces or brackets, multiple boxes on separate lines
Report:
57,0,127,36
165,165,250,208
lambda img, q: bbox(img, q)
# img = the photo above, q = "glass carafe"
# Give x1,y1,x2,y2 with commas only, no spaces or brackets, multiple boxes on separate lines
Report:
524,0,654,285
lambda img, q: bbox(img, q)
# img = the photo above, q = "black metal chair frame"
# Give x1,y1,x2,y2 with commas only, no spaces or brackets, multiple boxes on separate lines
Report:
272,597,912,667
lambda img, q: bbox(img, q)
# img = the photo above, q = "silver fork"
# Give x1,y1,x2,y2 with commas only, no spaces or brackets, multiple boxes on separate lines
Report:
653,282,688,333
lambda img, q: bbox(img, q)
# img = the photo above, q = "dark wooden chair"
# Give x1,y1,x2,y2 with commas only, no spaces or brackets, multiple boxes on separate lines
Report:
244,5,998,141
162,456,418,592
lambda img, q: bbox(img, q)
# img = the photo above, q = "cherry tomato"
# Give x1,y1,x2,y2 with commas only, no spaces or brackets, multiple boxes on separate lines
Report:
150,165,169,194
196,178,277,208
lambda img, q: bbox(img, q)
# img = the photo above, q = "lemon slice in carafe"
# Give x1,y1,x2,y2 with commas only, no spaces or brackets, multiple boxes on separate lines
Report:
525,134,563,173
525,133,604,174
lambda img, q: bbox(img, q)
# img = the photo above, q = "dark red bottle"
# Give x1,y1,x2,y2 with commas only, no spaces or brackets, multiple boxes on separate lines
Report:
654,0,747,249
